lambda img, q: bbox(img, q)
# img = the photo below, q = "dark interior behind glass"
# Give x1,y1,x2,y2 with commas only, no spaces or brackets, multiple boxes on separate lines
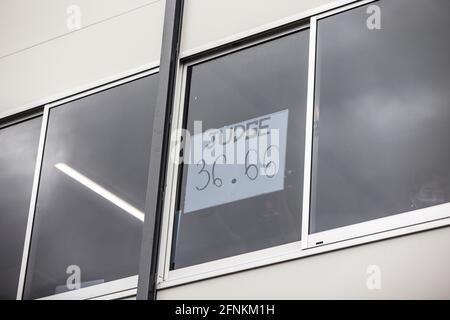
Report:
311,0,450,233
0,116,42,300
171,30,310,269
24,74,158,299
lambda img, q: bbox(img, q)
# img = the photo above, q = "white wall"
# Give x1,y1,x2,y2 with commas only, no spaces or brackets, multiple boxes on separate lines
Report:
0,0,165,114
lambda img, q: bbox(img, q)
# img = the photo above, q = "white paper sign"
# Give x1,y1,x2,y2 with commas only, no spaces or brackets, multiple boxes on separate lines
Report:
183,109,289,213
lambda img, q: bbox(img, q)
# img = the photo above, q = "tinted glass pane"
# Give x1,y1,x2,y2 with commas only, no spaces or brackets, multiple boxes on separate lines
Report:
171,30,309,269
311,0,450,233
24,74,158,299
0,117,41,300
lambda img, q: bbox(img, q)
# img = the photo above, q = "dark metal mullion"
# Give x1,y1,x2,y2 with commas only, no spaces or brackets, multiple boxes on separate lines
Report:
137,0,184,300
0,107,44,130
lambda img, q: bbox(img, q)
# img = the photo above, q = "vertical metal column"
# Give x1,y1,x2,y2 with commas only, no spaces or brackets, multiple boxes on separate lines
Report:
137,0,184,300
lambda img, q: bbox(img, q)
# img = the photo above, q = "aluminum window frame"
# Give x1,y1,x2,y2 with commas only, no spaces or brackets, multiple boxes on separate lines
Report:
16,66,159,300
307,0,450,248
157,0,450,290
158,22,311,287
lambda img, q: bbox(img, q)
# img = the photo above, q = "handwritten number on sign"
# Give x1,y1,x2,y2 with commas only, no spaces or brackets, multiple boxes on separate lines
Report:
195,159,210,191
195,145,278,191
263,145,278,178
212,155,225,187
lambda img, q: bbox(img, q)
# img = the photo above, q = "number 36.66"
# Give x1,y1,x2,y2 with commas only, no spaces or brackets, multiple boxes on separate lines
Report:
194,146,278,191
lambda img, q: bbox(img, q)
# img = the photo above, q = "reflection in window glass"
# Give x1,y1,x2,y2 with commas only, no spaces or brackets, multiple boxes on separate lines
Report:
171,30,309,269
24,74,158,299
311,0,450,233
0,117,41,300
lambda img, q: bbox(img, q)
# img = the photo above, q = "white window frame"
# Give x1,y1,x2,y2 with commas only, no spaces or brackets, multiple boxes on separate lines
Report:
157,0,450,290
305,0,450,248
157,23,310,287
16,64,159,300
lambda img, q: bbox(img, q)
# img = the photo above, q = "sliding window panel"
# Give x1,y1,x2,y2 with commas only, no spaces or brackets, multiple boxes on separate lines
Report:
311,0,450,234
24,74,158,299
171,30,310,270
0,117,42,300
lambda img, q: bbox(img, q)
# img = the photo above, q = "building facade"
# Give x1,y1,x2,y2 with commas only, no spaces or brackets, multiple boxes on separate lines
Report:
1,0,450,300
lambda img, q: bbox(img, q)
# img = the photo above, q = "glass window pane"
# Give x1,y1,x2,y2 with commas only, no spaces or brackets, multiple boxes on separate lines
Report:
24,74,158,299
311,0,450,233
0,117,41,300
171,30,310,269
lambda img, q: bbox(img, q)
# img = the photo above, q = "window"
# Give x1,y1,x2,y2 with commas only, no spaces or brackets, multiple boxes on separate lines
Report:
23,72,158,299
159,0,450,287
311,0,450,234
170,29,310,270
0,116,42,300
